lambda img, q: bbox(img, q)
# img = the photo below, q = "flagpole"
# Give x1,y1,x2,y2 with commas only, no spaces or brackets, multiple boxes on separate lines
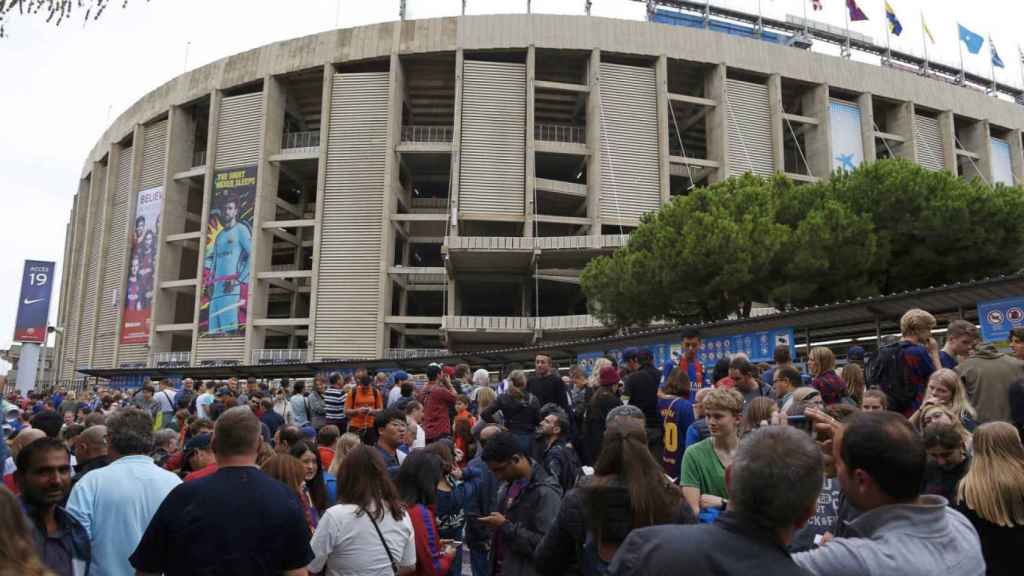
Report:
844,3,851,59
883,6,892,66
802,0,808,35
756,0,763,38
1018,45,1024,92
990,39,997,96
921,12,929,75
704,0,710,29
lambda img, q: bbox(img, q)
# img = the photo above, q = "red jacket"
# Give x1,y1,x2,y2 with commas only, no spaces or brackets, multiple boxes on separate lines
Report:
409,503,453,576
419,383,456,441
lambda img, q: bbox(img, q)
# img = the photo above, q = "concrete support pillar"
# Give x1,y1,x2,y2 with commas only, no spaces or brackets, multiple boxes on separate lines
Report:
150,105,195,356
87,147,119,366
888,101,916,163
961,119,992,183
244,75,286,362
378,51,404,357
449,50,464,239
705,63,728,183
307,65,334,360
81,158,109,367
1009,129,1024,185
767,74,784,172
656,55,670,204
525,46,536,237
113,126,146,368
857,93,877,162
586,48,602,236
938,111,958,174
803,84,832,179
190,92,221,364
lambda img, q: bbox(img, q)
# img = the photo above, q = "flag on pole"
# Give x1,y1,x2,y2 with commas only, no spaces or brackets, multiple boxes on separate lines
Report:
812,0,823,11
991,37,1005,68
922,14,935,44
884,2,903,36
959,24,984,54
846,0,868,21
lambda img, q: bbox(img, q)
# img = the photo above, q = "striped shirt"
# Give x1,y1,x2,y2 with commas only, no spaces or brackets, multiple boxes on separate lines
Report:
323,387,347,422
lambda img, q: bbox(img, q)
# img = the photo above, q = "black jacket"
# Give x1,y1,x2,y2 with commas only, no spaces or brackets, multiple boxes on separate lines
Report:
481,392,541,436
541,437,580,493
528,373,569,413
609,512,806,575
582,390,622,466
624,365,662,429
492,460,563,576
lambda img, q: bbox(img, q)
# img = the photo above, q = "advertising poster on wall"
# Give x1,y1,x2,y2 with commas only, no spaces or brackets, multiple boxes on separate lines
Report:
13,260,55,343
199,166,255,337
120,186,163,344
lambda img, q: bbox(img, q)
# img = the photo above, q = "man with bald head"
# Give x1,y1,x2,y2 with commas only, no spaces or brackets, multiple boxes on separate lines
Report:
73,425,111,483
3,427,46,492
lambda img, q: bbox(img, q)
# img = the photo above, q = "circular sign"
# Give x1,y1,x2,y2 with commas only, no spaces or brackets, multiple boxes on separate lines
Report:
988,310,1004,325
1009,307,1024,322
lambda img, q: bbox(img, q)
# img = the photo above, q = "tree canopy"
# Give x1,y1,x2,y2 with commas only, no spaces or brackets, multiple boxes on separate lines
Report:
581,159,1024,328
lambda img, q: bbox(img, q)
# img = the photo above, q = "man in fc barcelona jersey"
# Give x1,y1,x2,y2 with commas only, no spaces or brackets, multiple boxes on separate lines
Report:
205,196,251,334
661,327,705,399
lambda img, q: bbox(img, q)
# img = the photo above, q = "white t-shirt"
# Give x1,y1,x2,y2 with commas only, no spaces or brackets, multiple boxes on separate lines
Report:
308,503,416,576
195,393,215,419
387,386,403,408
154,388,177,413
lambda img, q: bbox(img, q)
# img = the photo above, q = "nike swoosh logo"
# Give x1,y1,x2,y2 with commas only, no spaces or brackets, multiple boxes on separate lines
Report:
23,298,44,305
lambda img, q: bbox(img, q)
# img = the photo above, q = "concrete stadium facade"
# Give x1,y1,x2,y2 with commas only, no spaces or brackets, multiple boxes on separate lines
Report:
54,14,1024,380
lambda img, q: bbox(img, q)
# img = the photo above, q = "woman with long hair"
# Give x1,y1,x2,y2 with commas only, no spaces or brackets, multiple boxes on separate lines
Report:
291,440,330,514
657,367,694,477
911,404,973,446
581,419,696,573
910,368,978,431
480,369,540,454
807,347,847,405
308,446,416,576
0,486,52,576
423,441,469,576
741,397,778,435
954,422,1024,576
261,454,318,536
583,365,624,466
396,451,456,576
323,432,361,505
841,362,865,406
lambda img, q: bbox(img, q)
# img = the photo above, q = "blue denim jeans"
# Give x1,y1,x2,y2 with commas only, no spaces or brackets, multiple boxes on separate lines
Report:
469,545,490,576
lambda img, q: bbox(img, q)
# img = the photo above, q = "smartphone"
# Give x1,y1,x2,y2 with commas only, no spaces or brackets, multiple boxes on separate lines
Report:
787,415,813,433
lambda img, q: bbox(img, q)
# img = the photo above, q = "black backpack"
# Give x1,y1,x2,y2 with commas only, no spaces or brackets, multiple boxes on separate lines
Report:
867,342,913,413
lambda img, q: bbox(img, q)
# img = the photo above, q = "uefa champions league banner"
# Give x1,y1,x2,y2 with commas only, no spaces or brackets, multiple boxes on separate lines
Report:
200,166,255,337
120,186,163,344
829,101,865,172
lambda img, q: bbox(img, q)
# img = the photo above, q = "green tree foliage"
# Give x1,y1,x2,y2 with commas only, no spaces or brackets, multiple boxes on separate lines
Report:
581,159,1024,328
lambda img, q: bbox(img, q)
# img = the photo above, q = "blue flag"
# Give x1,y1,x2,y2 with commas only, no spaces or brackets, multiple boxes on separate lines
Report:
884,2,903,36
959,24,983,54
991,37,1006,68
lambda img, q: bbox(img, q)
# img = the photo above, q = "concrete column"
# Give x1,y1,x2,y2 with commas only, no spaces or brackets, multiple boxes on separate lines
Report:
1009,129,1024,184
767,74,784,172
150,106,195,357
113,126,146,368
803,84,832,179
705,63,728,183
308,65,334,361
857,93,876,163
86,146,119,366
525,46,536,237
378,51,404,357
54,215,75,382
938,111,957,174
656,55,670,204
190,92,221,364
888,101,916,163
961,119,992,183
448,50,464,239
586,48,602,236
80,158,109,368
243,75,285,362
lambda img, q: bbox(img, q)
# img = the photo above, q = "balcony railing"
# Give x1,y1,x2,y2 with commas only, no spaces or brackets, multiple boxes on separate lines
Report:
535,123,585,144
383,348,450,360
282,130,320,152
251,348,308,365
401,125,453,143
191,150,207,168
153,351,192,367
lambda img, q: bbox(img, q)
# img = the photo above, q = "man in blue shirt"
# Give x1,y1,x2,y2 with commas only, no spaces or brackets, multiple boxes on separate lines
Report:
67,408,181,576
205,196,251,335
939,320,977,370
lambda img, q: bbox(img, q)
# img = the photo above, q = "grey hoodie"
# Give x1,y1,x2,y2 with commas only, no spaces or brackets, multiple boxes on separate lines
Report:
956,344,1024,424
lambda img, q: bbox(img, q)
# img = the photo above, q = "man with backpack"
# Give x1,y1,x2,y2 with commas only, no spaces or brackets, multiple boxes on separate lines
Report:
867,309,941,417
344,367,384,444
536,405,581,493
174,378,196,414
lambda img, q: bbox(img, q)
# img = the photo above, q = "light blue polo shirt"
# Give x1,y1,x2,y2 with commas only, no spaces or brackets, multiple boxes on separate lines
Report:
66,454,181,576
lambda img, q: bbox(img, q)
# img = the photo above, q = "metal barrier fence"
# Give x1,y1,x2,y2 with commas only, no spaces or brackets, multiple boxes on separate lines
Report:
401,125,454,143
535,123,586,143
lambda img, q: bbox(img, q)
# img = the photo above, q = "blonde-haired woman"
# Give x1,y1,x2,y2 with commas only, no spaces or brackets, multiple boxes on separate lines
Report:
841,362,865,406
588,357,613,388
807,347,847,405
910,368,978,431
954,422,1024,576
913,404,973,447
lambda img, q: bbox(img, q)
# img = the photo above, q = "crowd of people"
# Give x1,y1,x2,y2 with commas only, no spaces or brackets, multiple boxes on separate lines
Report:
2,308,1024,575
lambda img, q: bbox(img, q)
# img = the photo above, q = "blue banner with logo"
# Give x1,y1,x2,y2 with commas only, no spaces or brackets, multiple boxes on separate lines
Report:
13,260,55,343
978,297,1024,342
696,328,796,366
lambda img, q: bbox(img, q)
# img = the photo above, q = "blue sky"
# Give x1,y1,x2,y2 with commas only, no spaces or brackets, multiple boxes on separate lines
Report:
0,0,1020,371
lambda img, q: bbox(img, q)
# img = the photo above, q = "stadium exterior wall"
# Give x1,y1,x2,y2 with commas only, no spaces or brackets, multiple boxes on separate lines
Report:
55,14,1024,380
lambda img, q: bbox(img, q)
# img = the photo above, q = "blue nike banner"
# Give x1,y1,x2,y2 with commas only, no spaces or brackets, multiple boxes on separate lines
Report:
13,260,55,343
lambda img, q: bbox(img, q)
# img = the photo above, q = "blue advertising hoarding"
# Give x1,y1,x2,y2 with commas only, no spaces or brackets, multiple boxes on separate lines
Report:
13,260,55,343
978,297,1024,342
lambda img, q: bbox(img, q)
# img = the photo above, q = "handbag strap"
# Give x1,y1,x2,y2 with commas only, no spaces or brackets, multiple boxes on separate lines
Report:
367,510,399,576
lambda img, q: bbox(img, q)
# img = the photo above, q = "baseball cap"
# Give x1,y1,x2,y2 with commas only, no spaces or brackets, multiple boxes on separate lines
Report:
216,387,231,397
621,348,639,361
847,346,865,362
393,371,410,382
184,433,212,453
300,425,317,439
426,364,442,380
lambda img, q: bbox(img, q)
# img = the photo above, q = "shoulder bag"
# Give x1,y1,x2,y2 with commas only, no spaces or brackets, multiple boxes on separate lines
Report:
368,511,400,576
